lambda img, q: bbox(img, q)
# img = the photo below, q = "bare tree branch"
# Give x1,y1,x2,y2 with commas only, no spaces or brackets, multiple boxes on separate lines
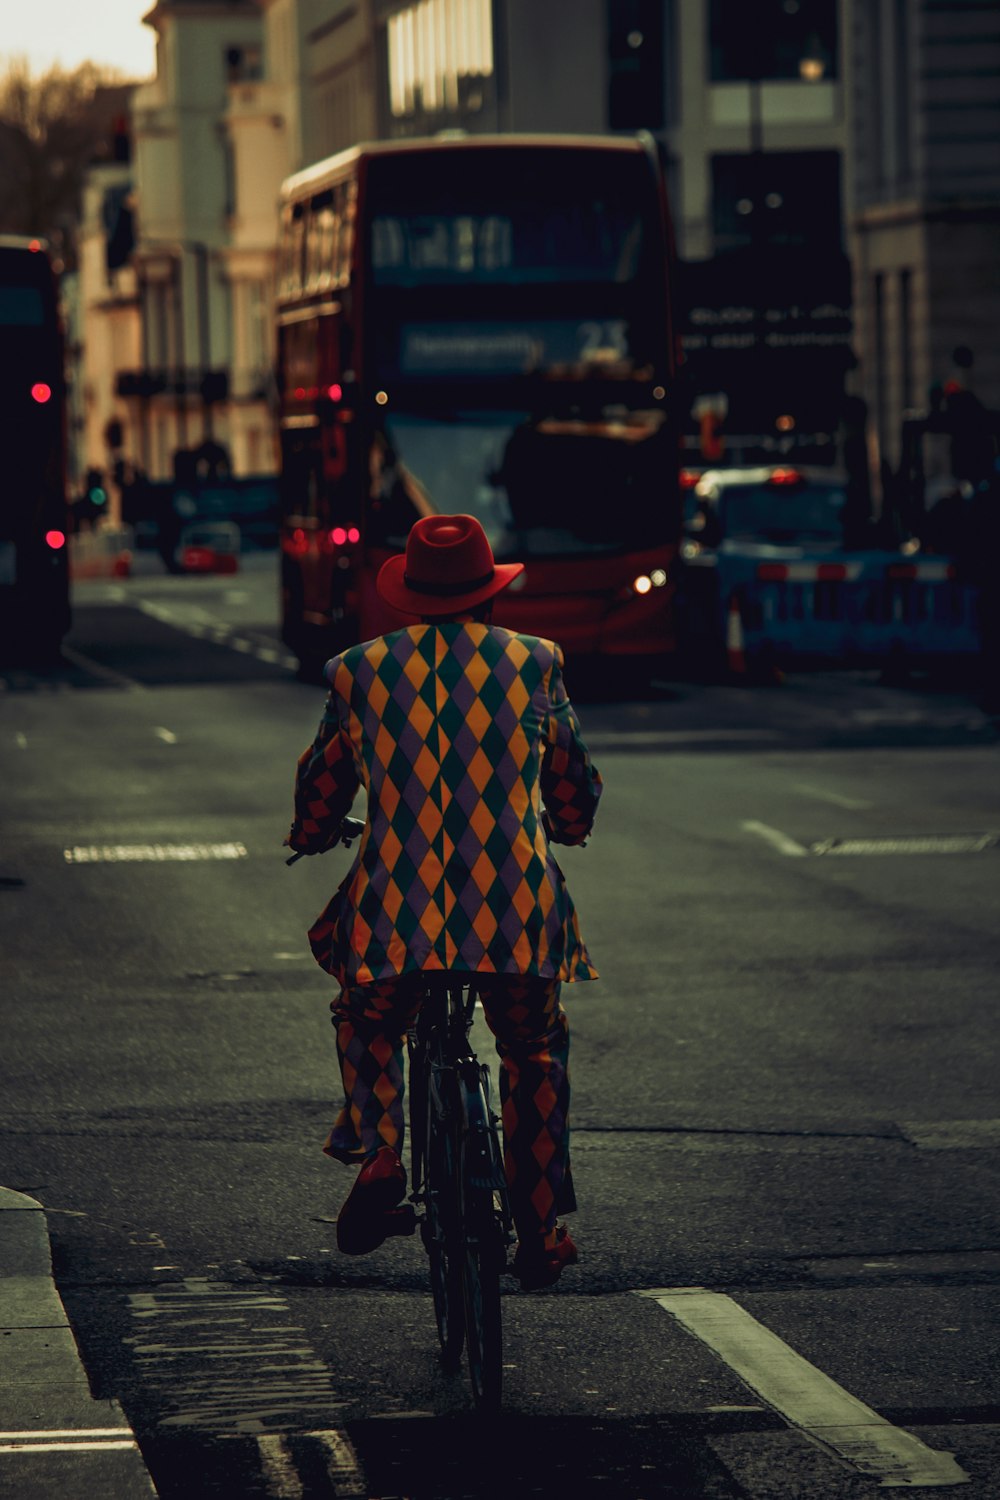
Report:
0,57,136,267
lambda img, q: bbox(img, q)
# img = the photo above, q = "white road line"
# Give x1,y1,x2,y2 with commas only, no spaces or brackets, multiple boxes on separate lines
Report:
154,726,178,744
65,842,248,864
793,783,873,810
136,596,289,668
311,1429,367,1498
900,1118,1000,1150
0,1427,140,1455
0,1440,139,1453
813,833,998,856
638,1289,970,1488
256,1435,305,1498
0,1429,136,1440
60,644,146,692
741,820,809,857
588,729,781,747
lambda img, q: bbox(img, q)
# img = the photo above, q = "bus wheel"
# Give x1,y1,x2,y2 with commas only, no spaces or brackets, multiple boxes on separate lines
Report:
295,651,328,685
323,616,360,660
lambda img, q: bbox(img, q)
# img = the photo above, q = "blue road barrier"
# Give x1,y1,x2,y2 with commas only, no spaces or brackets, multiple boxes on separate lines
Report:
683,550,983,672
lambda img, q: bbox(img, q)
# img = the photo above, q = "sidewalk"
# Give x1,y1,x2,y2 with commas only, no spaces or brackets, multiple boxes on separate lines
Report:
0,1187,158,1498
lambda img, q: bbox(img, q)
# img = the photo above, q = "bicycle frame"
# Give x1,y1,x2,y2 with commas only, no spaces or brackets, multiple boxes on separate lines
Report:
407,976,513,1409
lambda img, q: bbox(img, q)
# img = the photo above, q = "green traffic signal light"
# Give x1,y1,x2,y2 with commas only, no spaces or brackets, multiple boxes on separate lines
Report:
88,485,108,506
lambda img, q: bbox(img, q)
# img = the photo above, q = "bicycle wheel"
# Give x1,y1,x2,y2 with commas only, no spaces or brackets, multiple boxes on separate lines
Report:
421,1069,465,1369
459,1067,508,1410
461,1197,503,1409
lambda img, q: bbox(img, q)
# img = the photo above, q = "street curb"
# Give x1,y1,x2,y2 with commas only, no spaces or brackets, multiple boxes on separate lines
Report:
0,1186,158,1498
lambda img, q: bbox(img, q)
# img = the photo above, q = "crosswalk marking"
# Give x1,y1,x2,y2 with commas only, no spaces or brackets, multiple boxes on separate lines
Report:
312,1429,367,1498
638,1288,971,1488
255,1435,304,1498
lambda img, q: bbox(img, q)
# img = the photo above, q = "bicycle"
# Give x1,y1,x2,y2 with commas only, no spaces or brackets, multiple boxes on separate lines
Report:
407,972,514,1410
287,817,515,1411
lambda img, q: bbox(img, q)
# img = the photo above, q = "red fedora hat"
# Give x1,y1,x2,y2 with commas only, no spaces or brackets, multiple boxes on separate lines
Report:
377,514,523,617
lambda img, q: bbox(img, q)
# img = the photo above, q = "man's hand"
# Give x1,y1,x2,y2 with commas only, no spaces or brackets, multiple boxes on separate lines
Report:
285,816,365,864
542,810,590,848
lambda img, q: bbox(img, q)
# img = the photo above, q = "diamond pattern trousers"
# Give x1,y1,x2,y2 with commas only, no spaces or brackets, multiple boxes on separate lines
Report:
323,974,575,1242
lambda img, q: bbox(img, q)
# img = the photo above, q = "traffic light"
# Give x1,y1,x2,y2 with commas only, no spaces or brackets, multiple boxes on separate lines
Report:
608,0,665,131
85,468,108,509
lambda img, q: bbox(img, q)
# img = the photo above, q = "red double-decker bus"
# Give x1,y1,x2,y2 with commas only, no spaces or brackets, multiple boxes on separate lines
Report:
0,236,70,664
275,134,680,679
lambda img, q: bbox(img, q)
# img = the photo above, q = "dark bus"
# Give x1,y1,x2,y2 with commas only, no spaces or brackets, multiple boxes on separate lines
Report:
275,134,681,678
0,236,70,663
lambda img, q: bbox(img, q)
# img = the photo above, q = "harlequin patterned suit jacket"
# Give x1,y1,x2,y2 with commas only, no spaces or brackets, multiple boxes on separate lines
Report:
289,622,603,987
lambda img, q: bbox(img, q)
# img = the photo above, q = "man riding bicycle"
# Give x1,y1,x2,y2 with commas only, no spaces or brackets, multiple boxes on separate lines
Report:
286,513,602,1289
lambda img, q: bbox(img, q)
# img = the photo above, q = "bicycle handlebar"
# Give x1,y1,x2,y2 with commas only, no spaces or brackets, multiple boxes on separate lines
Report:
285,814,366,864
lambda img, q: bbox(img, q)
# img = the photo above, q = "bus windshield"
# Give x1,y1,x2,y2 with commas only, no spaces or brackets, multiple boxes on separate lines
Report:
371,411,673,558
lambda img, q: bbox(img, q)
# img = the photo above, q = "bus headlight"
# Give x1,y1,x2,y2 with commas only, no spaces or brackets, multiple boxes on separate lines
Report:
631,569,669,596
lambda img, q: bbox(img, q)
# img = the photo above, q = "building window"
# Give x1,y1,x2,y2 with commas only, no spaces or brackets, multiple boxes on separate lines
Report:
712,150,841,253
145,279,175,371
387,0,493,118
226,45,263,83
318,69,358,157
899,268,913,412
709,0,837,82
873,271,886,459
607,0,665,131
223,138,236,220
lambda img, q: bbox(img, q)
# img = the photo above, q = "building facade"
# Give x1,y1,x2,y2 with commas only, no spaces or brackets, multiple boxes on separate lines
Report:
76,0,999,508
847,0,1000,478
112,0,280,484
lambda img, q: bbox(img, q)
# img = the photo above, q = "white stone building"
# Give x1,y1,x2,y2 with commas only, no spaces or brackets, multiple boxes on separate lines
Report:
115,0,282,482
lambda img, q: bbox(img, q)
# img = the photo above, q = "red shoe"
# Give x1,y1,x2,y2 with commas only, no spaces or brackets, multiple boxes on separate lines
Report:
336,1146,415,1255
512,1223,579,1290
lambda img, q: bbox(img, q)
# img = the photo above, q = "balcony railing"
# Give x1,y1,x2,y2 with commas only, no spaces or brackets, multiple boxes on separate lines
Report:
116,368,229,401
116,367,273,402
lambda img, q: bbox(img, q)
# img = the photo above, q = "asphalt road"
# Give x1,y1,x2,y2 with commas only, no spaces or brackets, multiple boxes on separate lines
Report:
2,551,999,1499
